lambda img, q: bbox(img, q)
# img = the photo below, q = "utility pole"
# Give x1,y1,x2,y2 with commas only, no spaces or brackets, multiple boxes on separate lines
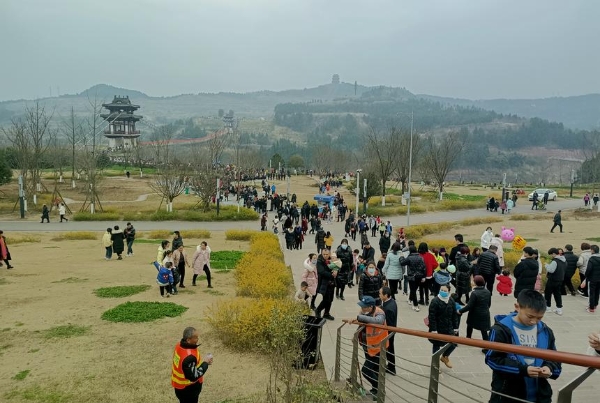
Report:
355,169,362,216
363,178,367,213
216,178,221,215
406,111,414,227
18,175,25,218
570,169,575,197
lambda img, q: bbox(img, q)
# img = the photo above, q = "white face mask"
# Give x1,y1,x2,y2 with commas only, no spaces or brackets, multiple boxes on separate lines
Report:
341,244,348,250
311,259,317,265
367,268,376,275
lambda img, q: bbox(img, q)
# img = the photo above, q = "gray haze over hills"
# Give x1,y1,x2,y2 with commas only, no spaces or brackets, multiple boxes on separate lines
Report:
1,0,599,102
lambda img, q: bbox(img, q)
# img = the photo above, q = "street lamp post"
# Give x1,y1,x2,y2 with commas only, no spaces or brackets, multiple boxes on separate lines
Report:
407,111,414,227
355,169,362,216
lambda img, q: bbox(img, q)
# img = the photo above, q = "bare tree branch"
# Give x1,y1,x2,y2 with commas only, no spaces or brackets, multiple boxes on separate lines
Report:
421,132,466,199
364,126,402,205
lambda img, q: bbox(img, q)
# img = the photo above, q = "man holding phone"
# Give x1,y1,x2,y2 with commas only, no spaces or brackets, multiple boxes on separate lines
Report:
171,327,214,403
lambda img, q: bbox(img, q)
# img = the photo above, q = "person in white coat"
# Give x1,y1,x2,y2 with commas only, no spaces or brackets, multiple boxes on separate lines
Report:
58,203,68,222
382,242,404,299
490,234,505,268
480,227,493,251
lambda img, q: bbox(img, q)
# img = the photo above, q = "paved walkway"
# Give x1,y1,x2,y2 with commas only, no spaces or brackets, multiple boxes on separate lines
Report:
279,202,599,402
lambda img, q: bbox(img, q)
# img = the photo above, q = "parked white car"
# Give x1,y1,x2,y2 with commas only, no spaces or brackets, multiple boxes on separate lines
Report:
528,189,557,201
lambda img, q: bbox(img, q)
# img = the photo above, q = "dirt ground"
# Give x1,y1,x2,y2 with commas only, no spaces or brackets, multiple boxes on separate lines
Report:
0,232,274,403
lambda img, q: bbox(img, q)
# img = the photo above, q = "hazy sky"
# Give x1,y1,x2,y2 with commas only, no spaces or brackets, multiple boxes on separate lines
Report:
1,0,598,101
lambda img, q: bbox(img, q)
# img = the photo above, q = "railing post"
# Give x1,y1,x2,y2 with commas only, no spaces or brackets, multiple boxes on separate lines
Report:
334,323,346,382
428,343,451,403
349,326,364,395
376,337,389,403
556,367,596,403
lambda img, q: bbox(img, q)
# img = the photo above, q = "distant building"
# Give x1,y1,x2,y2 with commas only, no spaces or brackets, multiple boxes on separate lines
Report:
223,110,235,133
332,74,340,85
101,96,142,149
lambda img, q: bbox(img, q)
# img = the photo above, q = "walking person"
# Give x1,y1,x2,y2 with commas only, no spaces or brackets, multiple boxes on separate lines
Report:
124,222,136,256
0,230,14,269
477,245,502,295
455,247,474,304
544,248,566,315
315,248,336,321
583,244,600,313
458,275,492,352
550,210,563,233
379,232,391,256
102,228,113,260
399,245,426,312
358,261,384,305
480,227,493,251
428,284,459,368
346,296,389,397
577,243,592,297
380,286,398,375
173,245,190,288
335,239,353,301
58,203,68,222
173,231,184,249
302,253,319,310
191,242,212,288
513,246,539,297
562,244,578,296
171,327,213,403
382,242,403,299
41,204,50,223
111,225,125,260
418,242,438,305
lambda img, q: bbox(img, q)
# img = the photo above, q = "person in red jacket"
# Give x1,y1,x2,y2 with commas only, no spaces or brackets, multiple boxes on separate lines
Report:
418,242,439,305
496,270,513,296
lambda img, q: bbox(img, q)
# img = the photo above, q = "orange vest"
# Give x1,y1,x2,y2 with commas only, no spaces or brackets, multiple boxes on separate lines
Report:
365,307,389,357
171,343,203,389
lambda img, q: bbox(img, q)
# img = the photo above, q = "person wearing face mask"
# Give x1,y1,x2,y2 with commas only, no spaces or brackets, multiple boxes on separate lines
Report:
346,296,389,397
428,284,459,368
399,245,427,312
302,253,319,310
335,239,353,301
480,227,494,252
358,261,384,305
315,248,337,320
379,231,391,256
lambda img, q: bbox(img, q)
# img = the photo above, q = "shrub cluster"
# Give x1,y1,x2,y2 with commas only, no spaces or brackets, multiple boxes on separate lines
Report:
145,229,210,240
206,298,304,352
225,229,255,241
51,231,97,241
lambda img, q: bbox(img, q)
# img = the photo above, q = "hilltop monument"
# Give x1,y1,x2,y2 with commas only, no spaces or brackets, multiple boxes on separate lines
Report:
101,95,142,149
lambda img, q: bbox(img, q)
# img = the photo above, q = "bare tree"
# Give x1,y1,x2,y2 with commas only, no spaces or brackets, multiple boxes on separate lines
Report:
149,162,188,212
2,118,29,198
77,96,107,212
209,129,230,167
150,124,176,169
421,132,466,199
190,169,217,212
310,146,330,175
364,126,402,206
62,107,83,188
24,102,55,202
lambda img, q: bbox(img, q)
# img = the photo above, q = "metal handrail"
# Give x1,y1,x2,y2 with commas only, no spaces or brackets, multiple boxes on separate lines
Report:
345,321,600,369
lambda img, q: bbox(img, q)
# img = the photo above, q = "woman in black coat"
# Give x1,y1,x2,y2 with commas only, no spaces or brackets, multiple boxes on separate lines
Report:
315,249,336,320
428,284,459,368
458,275,491,343
455,248,473,304
335,239,353,300
513,246,540,298
111,225,126,260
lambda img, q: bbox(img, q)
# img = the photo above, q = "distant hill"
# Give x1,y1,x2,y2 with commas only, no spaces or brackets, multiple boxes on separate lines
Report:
1,81,599,130
418,93,600,130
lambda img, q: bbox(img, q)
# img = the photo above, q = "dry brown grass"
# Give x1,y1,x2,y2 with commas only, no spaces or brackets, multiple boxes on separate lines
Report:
0,231,265,403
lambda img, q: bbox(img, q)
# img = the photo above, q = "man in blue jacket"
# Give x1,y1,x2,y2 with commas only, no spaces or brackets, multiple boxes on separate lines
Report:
485,290,561,403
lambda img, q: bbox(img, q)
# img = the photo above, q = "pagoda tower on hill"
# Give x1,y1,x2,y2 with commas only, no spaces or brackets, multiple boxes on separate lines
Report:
101,95,142,149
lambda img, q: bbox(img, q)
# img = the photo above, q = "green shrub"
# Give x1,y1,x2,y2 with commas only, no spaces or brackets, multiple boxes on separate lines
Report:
93,285,151,298
12,369,30,381
43,324,90,339
101,301,188,322
211,251,246,270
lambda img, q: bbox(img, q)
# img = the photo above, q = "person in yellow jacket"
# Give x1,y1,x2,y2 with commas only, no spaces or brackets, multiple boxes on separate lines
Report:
347,296,388,397
102,228,113,260
172,327,213,403
324,231,334,250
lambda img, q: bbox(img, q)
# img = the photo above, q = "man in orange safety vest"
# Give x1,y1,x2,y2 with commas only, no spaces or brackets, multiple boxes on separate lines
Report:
171,327,214,403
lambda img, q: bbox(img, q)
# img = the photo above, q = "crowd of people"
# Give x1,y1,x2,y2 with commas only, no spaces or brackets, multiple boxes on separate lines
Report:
290,205,600,401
